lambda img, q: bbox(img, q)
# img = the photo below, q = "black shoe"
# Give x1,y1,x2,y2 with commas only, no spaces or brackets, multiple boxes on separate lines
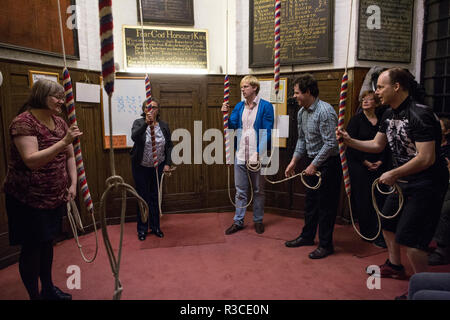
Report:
151,229,164,238
428,247,450,266
225,223,244,235
373,236,387,249
285,236,314,248
254,222,264,234
138,232,146,241
41,286,72,301
395,291,408,300
309,246,334,259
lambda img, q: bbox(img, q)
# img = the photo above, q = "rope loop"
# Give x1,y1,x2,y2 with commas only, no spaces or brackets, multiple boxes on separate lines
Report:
66,199,99,263
371,178,404,220
246,160,262,173
300,171,322,190
105,175,125,188
99,175,149,300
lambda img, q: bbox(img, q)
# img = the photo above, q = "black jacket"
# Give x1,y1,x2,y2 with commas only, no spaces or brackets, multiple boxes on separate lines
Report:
130,118,173,166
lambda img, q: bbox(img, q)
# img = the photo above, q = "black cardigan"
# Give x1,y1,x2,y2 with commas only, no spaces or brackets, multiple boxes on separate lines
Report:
130,118,173,166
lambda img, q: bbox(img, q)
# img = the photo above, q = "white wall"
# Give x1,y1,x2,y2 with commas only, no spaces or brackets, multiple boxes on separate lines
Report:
0,0,424,79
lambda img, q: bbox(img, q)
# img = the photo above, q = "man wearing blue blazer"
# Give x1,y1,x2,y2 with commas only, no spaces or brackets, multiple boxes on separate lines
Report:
221,75,274,235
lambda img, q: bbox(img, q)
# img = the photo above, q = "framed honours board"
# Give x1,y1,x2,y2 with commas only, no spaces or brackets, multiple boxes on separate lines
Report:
123,25,208,72
137,0,194,26
357,0,414,63
249,0,333,68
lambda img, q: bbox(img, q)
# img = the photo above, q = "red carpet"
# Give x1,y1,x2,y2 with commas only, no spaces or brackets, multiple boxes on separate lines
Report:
0,212,449,300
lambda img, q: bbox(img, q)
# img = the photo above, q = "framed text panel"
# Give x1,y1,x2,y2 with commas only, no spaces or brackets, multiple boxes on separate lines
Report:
123,25,208,72
28,70,60,88
249,0,333,68
357,0,414,63
137,0,194,26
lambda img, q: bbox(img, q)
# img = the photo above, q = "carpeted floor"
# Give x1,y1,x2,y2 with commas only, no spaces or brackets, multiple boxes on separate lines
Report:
1,211,449,300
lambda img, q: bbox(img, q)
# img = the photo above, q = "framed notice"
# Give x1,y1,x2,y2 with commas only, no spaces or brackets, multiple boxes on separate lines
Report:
28,70,60,88
123,25,208,72
249,0,333,68
137,0,194,26
357,0,414,63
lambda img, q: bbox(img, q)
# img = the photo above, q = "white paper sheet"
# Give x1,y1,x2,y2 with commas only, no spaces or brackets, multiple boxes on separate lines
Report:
76,82,101,103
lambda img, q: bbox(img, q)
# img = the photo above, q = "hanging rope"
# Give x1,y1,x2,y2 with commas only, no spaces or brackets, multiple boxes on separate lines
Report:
57,0,99,263
246,0,321,191
274,0,281,97
98,0,149,300
221,1,254,209
138,0,171,218
335,0,400,241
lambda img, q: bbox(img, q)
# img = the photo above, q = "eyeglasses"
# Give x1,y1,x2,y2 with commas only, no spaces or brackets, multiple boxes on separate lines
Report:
50,95,65,101
362,97,375,102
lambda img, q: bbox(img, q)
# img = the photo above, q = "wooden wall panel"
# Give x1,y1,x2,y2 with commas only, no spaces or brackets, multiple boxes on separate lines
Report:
0,0,78,58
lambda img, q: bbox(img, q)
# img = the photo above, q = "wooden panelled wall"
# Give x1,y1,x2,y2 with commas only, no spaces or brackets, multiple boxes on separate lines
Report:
0,58,369,268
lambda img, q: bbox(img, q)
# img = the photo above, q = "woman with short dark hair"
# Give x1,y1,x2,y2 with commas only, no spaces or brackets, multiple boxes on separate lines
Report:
130,98,173,240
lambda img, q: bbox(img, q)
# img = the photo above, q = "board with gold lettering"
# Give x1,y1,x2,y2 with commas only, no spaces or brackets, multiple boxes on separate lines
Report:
249,0,333,68
123,25,208,72
137,0,194,26
357,0,413,63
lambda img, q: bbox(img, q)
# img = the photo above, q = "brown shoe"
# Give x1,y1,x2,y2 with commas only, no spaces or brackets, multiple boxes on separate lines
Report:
225,223,244,235
254,222,264,234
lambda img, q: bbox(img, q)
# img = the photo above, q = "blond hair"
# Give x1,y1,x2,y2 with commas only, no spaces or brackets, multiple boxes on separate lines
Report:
240,75,260,95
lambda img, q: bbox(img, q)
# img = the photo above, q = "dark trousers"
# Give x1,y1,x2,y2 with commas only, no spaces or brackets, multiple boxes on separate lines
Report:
301,155,342,249
348,160,385,238
132,162,164,234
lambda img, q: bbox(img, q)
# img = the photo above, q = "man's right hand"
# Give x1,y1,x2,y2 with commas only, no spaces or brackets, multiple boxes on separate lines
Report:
221,102,229,112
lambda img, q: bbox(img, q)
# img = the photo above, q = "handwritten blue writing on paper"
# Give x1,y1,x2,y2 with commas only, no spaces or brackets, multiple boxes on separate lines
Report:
114,95,143,115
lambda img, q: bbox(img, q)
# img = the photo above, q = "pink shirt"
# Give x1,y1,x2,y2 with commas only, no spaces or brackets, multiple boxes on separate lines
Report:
236,96,260,162
3,111,69,209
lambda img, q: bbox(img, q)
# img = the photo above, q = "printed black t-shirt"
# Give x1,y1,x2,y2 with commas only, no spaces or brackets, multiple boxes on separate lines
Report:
378,96,445,182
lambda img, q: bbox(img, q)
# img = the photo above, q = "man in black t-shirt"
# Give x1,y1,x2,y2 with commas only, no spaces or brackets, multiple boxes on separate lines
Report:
337,68,448,294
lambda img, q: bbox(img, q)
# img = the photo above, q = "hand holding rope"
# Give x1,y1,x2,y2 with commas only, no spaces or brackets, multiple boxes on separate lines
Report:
371,178,404,219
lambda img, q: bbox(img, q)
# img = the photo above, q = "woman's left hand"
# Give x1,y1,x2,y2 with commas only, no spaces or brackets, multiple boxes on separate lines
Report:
163,165,171,172
67,184,77,201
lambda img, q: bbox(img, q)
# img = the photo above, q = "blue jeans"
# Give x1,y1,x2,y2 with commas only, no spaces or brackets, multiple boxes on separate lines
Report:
408,272,450,300
132,163,164,234
233,163,265,226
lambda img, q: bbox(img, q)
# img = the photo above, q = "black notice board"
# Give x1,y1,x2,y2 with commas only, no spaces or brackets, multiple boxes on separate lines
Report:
123,26,208,71
249,0,334,68
137,0,194,26
358,0,414,63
